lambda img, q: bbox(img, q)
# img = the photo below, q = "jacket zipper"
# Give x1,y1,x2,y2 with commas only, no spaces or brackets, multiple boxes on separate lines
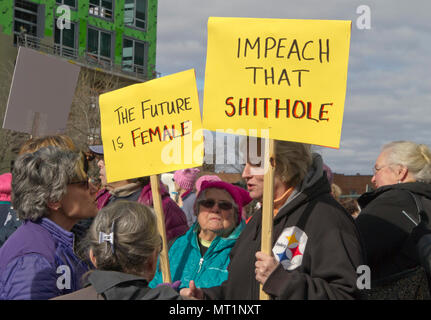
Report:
197,257,204,273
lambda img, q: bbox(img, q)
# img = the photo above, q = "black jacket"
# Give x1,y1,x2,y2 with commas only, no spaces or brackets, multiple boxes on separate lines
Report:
53,270,182,300
202,156,364,300
356,182,431,281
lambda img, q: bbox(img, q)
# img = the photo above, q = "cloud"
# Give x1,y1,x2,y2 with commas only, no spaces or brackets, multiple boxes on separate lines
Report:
156,0,431,175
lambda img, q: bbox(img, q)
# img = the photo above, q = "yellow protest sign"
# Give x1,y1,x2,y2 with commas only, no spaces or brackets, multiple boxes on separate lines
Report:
99,69,203,183
203,17,351,148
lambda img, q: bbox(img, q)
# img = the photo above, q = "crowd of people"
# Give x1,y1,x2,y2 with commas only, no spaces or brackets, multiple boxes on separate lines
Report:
0,135,430,300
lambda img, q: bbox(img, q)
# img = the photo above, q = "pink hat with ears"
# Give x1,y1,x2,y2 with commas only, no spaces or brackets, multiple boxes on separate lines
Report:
197,180,252,224
174,168,200,191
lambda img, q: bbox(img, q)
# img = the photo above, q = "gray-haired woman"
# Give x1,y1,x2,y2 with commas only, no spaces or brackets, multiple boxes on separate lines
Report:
0,146,98,300
54,200,181,300
356,141,431,298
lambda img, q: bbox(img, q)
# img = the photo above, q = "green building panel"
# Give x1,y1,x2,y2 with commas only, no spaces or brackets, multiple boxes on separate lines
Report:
0,0,158,79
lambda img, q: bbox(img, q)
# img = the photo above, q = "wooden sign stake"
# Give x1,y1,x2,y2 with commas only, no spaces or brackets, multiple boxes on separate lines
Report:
150,174,172,283
259,138,275,300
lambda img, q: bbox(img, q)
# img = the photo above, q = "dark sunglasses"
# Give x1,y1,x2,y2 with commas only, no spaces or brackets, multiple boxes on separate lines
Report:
199,199,234,211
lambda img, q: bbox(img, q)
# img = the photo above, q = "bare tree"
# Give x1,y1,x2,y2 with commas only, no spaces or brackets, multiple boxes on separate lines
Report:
65,67,138,150
0,60,30,173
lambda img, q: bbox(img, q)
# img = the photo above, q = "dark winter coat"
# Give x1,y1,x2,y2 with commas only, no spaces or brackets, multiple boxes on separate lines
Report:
356,182,431,281
52,270,182,300
202,155,364,300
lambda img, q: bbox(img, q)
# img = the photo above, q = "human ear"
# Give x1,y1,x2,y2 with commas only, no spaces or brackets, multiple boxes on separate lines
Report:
47,201,61,211
89,249,97,268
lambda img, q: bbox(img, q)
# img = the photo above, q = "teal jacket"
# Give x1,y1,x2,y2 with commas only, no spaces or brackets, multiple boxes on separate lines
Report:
150,221,245,289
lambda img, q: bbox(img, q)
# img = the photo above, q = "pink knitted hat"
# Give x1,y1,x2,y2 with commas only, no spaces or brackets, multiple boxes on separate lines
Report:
197,180,252,224
195,175,222,192
0,173,12,202
173,168,200,191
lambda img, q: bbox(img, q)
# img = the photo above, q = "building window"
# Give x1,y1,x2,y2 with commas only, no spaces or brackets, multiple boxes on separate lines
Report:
87,27,112,64
122,38,146,75
89,0,113,20
54,19,77,58
14,0,38,44
124,0,146,30
56,0,77,9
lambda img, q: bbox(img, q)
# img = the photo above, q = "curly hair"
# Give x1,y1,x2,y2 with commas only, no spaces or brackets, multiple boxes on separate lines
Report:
12,146,88,221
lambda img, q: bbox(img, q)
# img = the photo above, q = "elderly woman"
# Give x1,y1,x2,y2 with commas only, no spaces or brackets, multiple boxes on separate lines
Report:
0,146,98,300
150,180,252,290
53,201,181,300
355,141,431,295
181,139,364,300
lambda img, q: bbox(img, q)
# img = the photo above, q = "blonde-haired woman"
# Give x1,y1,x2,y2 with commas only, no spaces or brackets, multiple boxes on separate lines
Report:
54,200,181,300
356,140,431,298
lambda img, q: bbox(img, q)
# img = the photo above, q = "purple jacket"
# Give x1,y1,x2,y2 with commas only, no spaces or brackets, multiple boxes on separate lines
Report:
96,183,188,242
0,218,89,300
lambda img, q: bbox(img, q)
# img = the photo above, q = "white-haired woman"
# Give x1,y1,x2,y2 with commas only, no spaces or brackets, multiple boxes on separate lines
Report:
356,141,431,298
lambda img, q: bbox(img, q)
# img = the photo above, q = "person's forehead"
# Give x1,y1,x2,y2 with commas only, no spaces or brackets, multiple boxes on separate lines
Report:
376,150,390,165
204,188,233,200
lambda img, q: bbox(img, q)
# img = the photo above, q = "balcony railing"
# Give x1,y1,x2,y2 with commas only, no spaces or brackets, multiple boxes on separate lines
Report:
16,33,158,82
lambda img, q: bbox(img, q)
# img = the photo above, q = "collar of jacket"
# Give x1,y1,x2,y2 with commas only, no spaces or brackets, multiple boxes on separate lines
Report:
87,270,148,292
358,182,431,208
190,220,245,254
38,217,75,248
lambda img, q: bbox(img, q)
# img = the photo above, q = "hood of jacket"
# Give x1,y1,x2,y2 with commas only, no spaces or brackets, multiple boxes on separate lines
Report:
358,182,431,209
87,270,180,300
275,153,330,218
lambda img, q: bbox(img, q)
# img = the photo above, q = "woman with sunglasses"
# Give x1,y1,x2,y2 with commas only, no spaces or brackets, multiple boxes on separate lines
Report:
181,139,364,300
149,180,252,290
0,146,98,300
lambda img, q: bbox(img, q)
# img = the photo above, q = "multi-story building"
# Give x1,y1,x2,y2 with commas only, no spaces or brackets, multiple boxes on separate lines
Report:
0,0,158,80
0,0,158,173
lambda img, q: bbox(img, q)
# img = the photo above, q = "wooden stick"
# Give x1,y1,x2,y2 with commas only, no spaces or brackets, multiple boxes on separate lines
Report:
259,138,275,300
150,174,172,283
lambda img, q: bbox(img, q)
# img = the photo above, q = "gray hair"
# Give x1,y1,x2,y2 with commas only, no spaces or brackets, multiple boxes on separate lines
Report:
274,140,312,187
85,200,160,276
12,146,87,221
382,141,431,183
239,137,312,188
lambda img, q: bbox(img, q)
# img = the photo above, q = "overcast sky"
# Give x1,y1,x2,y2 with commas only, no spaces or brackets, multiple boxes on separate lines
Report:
156,0,431,175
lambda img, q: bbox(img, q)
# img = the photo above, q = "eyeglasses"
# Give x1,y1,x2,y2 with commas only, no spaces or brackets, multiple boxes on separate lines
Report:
373,164,391,175
198,199,234,211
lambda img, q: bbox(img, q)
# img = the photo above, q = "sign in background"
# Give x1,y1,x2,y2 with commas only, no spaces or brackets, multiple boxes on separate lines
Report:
99,69,203,183
203,17,351,148
3,47,80,136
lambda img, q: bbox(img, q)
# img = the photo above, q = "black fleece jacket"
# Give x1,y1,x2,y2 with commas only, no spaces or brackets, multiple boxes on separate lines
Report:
356,182,431,281
202,173,364,300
